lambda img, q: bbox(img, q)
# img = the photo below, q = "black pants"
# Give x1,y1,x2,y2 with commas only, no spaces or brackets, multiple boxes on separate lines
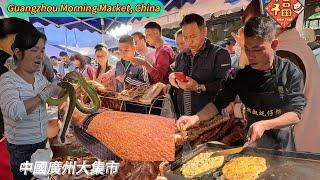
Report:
7,140,47,180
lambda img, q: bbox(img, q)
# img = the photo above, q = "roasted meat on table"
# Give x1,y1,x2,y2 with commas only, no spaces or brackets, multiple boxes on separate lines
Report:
72,110,176,162
175,115,245,159
67,106,245,179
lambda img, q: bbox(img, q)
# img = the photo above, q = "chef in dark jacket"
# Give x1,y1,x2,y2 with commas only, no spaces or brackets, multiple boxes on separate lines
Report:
0,18,36,180
177,16,306,151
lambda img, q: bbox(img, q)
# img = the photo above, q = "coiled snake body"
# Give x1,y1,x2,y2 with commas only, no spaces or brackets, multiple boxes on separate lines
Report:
47,71,100,144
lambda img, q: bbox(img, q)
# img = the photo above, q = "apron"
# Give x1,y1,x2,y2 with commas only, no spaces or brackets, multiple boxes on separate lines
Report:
241,59,295,151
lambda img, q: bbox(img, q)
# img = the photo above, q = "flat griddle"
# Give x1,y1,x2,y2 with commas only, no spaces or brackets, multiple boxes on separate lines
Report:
165,142,320,180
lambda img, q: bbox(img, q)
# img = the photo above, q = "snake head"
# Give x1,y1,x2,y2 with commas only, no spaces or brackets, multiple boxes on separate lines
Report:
63,71,82,83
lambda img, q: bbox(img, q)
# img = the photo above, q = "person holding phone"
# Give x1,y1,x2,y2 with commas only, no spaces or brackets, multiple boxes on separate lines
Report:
168,13,231,117
177,17,306,151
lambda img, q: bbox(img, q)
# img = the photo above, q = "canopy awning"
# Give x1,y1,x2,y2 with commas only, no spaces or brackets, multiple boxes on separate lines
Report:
27,0,196,33
0,0,252,33
132,0,251,29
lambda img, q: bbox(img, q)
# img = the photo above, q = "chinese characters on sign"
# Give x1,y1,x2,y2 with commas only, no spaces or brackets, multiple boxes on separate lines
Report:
264,0,304,28
20,160,120,176
246,107,282,117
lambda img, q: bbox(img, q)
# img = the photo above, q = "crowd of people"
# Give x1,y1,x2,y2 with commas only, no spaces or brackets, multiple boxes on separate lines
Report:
1,0,320,179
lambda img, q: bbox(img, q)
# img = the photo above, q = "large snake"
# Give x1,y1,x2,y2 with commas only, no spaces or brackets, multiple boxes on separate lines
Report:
47,71,100,144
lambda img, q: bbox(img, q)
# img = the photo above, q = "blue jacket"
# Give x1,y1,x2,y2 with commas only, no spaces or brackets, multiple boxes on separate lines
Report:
115,60,150,92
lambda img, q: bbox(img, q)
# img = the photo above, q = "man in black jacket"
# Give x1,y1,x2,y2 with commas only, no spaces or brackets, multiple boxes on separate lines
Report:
168,13,231,117
177,17,306,151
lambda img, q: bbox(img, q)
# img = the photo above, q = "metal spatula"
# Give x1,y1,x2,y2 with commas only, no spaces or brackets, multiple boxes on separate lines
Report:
210,135,250,157
210,141,249,157
181,130,193,158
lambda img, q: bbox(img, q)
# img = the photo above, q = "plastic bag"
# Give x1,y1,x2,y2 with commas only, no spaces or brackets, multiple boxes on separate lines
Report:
160,94,177,120
30,141,53,180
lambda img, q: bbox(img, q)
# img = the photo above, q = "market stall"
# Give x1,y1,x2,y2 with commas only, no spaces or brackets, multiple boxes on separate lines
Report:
48,72,320,179
49,77,246,179
164,142,320,179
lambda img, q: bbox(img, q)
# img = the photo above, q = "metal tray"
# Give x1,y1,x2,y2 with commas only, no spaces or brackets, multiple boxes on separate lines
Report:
165,142,320,180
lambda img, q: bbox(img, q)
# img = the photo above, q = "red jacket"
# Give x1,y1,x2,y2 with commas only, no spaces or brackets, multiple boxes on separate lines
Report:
149,45,175,84
0,138,13,180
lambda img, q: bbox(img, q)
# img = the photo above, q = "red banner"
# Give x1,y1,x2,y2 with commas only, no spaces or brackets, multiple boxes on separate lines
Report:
265,0,304,28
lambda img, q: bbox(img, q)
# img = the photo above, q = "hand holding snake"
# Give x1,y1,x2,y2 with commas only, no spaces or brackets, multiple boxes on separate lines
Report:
46,71,100,144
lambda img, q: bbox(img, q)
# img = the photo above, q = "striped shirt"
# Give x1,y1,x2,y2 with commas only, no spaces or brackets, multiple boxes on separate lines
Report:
0,70,49,145
183,58,193,116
